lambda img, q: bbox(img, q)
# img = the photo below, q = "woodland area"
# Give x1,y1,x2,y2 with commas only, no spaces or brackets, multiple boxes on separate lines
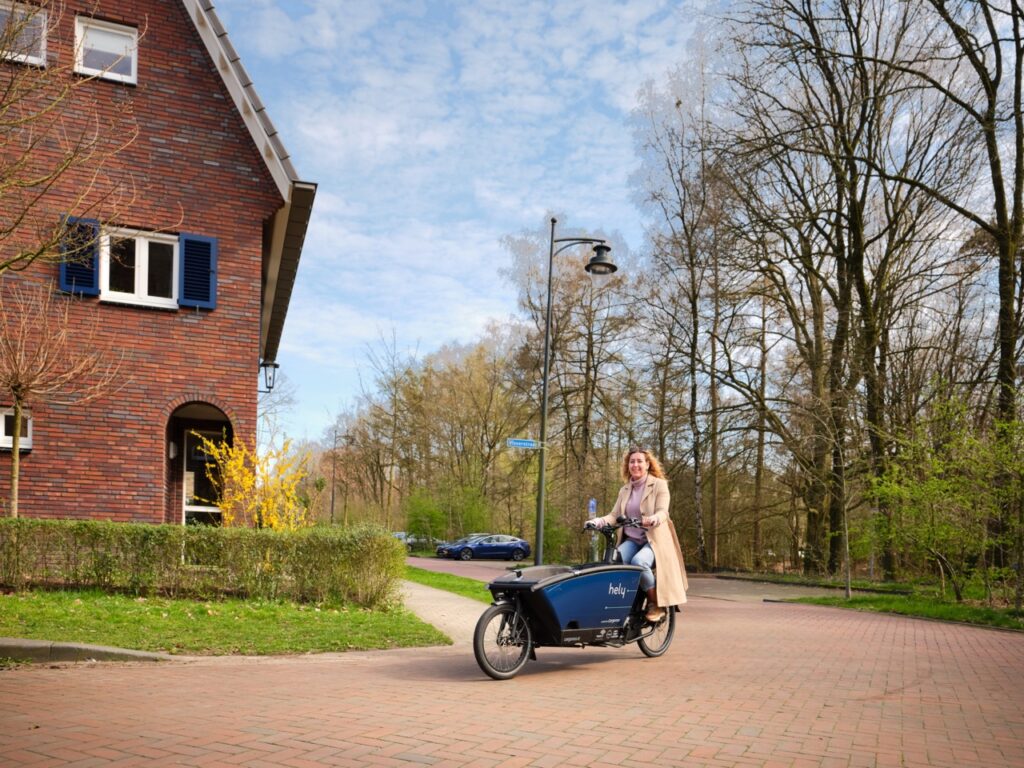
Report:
284,0,1024,606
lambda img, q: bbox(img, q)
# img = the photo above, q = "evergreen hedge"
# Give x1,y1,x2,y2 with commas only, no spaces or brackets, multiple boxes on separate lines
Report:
0,519,404,609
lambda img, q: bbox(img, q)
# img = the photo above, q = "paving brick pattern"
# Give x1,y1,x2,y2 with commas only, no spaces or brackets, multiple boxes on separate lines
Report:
1,598,1023,767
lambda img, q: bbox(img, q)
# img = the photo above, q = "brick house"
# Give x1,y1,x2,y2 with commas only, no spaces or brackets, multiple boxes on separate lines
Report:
0,0,316,523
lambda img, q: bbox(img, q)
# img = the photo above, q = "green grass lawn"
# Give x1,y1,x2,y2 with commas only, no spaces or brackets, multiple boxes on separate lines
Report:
717,571,1024,630
716,571,915,594
404,565,492,603
794,593,1024,631
0,561,491,659
0,564,489,658
0,587,449,656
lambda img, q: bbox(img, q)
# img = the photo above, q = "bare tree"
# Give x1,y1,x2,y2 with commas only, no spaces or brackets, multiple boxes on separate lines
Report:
2,1,140,276
0,279,124,516
359,330,418,529
709,0,968,577
632,57,732,569
257,371,297,453
829,1,1024,428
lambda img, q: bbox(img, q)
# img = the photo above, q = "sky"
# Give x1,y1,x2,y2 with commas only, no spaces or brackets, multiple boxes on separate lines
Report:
211,0,701,443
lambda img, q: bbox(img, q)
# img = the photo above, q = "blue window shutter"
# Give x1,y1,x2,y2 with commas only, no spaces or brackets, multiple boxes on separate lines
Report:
58,216,100,296
178,234,217,309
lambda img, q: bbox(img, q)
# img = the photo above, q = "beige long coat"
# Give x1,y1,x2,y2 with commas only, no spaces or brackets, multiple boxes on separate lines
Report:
596,475,688,607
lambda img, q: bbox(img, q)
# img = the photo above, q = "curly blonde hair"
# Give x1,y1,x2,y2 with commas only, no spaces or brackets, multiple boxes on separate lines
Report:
620,447,666,482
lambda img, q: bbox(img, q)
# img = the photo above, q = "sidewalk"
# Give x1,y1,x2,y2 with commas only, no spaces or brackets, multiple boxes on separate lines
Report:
401,579,482,646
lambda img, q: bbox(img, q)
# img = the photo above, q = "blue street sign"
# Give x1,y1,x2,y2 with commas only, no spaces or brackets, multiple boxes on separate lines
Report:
506,437,539,449
588,498,597,517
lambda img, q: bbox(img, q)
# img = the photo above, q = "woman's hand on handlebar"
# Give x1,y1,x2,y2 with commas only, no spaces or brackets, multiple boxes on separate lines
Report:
583,519,604,531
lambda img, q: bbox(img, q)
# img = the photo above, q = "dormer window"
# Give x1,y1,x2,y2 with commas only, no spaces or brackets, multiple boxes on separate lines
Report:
75,16,137,84
0,1,47,66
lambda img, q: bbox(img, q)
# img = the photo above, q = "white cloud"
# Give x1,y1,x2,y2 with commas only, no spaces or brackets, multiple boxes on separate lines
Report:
212,0,697,437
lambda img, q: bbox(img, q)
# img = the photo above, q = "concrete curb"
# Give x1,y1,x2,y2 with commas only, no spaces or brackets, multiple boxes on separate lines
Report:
0,637,174,663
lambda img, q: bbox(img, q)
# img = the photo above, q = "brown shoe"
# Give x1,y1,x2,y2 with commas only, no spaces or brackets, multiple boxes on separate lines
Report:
645,605,666,622
645,587,666,622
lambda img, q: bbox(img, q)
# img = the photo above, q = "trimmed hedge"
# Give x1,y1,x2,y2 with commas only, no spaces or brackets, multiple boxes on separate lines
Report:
0,519,405,609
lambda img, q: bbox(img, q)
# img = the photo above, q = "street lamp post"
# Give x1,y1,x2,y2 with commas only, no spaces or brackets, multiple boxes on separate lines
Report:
534,217,617,565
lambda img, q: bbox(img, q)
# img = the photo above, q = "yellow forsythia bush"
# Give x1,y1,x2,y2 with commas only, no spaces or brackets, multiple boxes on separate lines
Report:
193,433,309,530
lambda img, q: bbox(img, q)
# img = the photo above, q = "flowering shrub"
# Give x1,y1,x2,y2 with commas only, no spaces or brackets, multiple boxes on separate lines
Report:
193,433,308,530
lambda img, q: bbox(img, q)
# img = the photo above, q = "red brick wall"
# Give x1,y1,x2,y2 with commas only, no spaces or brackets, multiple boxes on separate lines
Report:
0,0,283,523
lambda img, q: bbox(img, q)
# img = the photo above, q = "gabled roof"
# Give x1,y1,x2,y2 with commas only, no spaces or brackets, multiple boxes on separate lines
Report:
182,0,317,364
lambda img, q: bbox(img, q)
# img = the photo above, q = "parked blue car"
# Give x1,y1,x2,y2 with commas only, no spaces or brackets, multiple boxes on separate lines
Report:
436,534,531,561
435,534,486,558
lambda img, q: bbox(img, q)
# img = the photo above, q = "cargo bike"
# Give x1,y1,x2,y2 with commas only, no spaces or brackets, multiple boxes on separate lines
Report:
473,516,677,679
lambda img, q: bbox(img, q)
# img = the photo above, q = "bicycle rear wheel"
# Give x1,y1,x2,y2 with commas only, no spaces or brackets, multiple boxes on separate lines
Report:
638,608,675,657
473,603,531,680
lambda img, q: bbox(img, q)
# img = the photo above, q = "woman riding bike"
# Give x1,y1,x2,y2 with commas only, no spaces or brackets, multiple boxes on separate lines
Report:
585,447,688,621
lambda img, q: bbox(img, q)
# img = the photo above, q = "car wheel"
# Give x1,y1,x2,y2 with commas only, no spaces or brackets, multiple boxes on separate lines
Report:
459,548,473,561
511,549,525,561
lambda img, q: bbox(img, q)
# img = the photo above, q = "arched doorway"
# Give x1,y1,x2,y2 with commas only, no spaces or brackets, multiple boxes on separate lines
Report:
166,402,232,525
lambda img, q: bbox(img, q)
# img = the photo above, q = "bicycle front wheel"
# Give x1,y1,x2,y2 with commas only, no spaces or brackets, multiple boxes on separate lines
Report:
638,607,676,657
473,603,532,680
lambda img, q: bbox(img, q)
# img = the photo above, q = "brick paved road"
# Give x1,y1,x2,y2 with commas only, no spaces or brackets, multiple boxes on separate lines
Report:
2,593,1023,767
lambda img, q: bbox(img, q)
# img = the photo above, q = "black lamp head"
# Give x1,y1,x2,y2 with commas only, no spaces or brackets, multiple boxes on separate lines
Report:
584,243,616,275
260,361,280,391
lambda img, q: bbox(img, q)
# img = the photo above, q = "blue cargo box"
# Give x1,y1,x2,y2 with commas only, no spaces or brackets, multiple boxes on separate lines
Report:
487,563,643,645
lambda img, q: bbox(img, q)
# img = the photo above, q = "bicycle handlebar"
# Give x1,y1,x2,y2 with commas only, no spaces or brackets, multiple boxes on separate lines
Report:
583,515,642,533
583,515,645,564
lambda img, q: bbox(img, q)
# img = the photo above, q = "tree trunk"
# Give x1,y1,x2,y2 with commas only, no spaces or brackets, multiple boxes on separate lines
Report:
689,266,709,570
8,398,23,518
752,285,769,570
709,254,721,569
827,414,847,575
1015,490,1023,613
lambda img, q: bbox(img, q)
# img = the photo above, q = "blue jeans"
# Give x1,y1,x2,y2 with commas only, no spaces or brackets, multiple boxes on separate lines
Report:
617,538,655,590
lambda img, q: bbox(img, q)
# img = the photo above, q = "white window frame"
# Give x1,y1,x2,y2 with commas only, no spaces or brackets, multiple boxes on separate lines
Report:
74,16,137,84
0,1,47,66
99,228,179,309
0,407,32,451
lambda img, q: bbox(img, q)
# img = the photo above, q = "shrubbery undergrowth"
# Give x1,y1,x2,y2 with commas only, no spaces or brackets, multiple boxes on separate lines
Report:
0,519,403,608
